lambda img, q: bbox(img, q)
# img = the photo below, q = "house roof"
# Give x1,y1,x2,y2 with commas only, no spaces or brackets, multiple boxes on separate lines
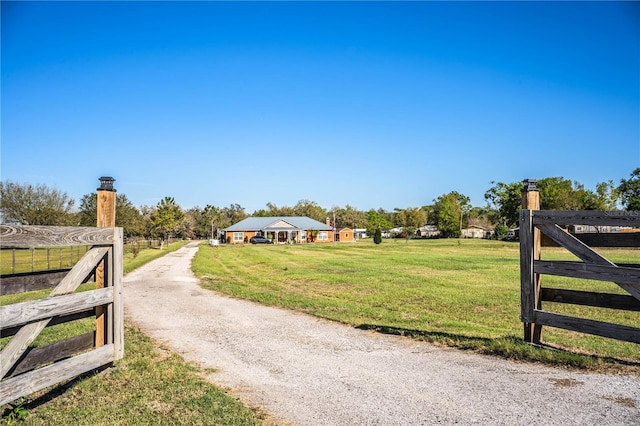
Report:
226,216,333,232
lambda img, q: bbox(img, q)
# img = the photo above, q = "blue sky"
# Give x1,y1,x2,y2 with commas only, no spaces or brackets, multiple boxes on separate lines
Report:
2,1,639,213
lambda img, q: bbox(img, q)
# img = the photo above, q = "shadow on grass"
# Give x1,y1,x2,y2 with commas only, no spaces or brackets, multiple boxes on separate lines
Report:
355,324,640,372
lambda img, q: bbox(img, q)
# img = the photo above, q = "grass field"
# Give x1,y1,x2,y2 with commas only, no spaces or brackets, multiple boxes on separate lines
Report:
192,238,640,372
1,241,266,425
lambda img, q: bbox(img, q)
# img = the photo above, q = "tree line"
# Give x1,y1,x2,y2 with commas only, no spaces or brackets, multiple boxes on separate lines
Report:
1,169,638,240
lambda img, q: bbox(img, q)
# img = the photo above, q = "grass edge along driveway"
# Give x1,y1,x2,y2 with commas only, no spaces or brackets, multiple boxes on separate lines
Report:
1,241,267,426
192,239,640,374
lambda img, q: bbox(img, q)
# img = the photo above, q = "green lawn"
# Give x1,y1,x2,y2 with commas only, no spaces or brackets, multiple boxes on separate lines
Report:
193,238,640,372
1,241,266,425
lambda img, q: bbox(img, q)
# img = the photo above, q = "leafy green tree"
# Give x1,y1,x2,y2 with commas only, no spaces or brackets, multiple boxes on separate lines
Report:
333,205,366,229
594,180,619,211
618,168,640,211
220,204,247,229
484,181,522,228
0,180,76,225
492,224,509,240
149,197,184,247
395,207,427,240
77,193,145,238
365,209,392,236
431,192,470,238
293,199,327,222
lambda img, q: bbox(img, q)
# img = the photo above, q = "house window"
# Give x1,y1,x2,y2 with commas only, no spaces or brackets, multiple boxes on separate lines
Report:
345,233,349,238
233,232,244,242
318,231,328,241
301,233,307,241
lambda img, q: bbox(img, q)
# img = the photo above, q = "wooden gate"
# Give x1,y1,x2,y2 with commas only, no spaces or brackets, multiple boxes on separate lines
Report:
0,225,124,405
519,210,640,344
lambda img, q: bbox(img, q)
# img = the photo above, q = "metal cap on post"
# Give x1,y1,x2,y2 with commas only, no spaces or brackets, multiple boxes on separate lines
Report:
521,178,538,193
98,176,116,192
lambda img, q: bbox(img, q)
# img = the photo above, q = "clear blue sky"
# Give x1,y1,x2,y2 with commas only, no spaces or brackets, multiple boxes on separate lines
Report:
2,1,639,213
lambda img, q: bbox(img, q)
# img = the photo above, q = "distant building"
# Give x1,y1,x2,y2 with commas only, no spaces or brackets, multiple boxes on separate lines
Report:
224,216,335,244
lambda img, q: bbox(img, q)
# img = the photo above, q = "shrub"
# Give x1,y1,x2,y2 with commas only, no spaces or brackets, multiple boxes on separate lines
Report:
373,228,382,244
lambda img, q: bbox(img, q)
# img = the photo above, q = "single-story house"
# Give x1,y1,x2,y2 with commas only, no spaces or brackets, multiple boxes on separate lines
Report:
417,225,441,238
461,225,492,239
335,228,355,242
225,216,334,244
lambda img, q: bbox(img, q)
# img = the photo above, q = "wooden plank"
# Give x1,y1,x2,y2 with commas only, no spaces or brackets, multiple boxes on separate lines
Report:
541,288,640,311
0,225,116,248
0,269,96,296
0,269,70,295
538,224,614,264
535,261,640,286
5,332,95,378
0,247,108,379
1,287,113,329
1,310,95,339
0,344,114,406
533,310,640,344
574,232,640,248
532,210,640,227
112,228,124,360
520,210,535,324
538,223,640,301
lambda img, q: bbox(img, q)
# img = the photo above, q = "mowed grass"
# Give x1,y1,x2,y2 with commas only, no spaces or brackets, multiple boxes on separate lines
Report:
1,241,265,425
193,239,640,372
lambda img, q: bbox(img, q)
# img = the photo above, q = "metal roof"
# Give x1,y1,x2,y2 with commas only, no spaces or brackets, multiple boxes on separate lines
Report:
225,216,333,232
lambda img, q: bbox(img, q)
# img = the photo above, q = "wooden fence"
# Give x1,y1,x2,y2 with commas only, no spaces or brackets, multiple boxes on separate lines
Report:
0,225,124,406
519,210,640,344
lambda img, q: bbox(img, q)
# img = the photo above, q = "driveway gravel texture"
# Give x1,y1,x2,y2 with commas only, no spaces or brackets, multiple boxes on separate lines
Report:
123,243,640,425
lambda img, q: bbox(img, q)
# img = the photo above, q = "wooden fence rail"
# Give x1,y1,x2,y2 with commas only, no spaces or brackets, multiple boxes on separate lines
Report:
519,210,640,344
0,225,124,406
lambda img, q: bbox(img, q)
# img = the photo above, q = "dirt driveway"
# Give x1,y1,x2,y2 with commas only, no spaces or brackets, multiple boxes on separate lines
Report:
123,243,639,425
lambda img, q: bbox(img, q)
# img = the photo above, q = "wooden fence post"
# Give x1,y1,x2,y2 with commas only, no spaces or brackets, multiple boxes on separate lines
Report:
96,176,116,348
521,178,542,343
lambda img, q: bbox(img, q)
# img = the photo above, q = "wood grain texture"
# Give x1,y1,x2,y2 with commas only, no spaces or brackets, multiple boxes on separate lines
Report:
532,210,640,227
541,288,640,311
0,225,115,248
535,260,640,287
534,310,640,343
5,332,95,378
0,345,114,406
0,247,108,379
538,223,640,300
1,287,113,329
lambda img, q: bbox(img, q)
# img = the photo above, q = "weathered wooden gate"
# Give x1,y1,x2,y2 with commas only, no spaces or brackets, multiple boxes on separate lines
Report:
519,210,640,344
0,225,124,405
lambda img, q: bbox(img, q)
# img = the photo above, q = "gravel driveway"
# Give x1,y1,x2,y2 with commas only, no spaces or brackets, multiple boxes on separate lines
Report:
123,243,639,425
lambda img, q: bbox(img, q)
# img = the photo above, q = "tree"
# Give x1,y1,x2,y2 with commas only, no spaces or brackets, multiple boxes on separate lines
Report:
333,205,366,229
373,228,382,244
484,181,522,228
77,192,145,238
149,197,184,247
431,192,470,238
365,209,392,236
0,180,76,225
395,207,427,240
292,199,327,222
220,204,247,229
618,168,640,211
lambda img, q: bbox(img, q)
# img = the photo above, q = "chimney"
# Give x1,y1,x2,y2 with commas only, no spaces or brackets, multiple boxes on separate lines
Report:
326,217,330,226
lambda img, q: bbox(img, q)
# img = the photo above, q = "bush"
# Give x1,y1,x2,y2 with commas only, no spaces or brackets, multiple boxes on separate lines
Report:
493,224,509,240
373,229,382,244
